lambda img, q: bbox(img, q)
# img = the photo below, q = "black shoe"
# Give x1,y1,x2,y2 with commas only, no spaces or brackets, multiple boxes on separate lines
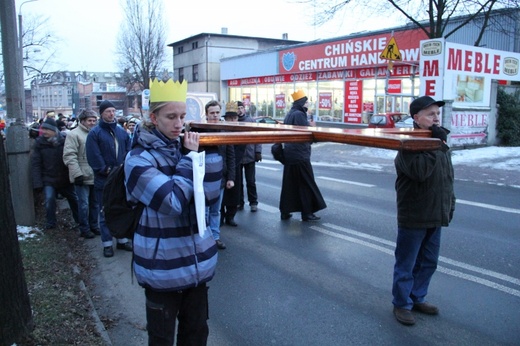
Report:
237,204,244,211
103,246,114,258
225,218,238,227
302,213,321,221
393,307,415,326
116,242,133,251
281,213,292,220
80,230,95,239
413,302,439,315
215,239,227,249
250,204,258,212
90,228,101,236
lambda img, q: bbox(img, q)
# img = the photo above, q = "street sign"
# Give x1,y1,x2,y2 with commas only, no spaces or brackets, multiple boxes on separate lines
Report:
380,37,402,61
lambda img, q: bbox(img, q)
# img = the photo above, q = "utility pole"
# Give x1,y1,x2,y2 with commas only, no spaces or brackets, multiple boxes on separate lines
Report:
0,0,35,225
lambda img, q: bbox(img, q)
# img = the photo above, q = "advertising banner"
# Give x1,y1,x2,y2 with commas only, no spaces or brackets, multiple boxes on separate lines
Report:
279,28,428,73
344,81,363,123
387,79,402,94
318,93,332,110
419,38,520,146
275,94,286,109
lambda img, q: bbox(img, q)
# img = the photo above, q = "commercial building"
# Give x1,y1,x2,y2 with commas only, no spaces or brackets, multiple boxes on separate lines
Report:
215,9,520,124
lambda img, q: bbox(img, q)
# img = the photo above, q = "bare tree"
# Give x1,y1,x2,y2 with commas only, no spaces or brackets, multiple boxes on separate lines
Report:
0,13,56,86
116,0,167,90
19,13,57,79
307,0,519,46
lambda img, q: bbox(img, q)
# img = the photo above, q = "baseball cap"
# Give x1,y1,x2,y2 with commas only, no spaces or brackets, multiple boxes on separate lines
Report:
410,96,445,116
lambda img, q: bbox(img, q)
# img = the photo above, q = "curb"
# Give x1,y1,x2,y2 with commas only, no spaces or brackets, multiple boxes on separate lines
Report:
73,263,112,345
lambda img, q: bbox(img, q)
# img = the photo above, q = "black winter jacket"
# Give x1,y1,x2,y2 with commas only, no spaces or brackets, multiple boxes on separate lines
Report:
283,103,311,164
395,145,456,228
31,133,70,189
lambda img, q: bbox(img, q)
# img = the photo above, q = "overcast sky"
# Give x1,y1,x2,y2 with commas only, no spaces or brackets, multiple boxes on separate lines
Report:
16,0,401,72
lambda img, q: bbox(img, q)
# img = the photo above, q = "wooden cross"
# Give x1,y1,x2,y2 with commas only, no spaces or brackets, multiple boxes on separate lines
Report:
188,122,440,152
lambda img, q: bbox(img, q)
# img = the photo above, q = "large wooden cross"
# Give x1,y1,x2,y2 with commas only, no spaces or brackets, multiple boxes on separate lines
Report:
189,121,440,152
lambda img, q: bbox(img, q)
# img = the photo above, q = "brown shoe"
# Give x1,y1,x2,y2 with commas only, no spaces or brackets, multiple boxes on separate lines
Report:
393,307,415,326
413,302,439,315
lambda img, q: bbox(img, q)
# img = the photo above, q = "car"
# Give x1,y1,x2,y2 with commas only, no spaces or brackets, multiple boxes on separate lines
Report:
253,116,282,124
394,115,414,128
368,112,407,128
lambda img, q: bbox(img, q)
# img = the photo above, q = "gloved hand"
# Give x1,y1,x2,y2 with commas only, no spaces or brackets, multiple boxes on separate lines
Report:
429,125,447,143
74,175,84,186
255,152,262,162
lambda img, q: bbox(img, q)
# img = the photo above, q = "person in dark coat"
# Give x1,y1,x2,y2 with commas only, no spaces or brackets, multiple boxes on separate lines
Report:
392,96,456,326
86,100,132,258
279,90,326,221
220,101,245,227
31,118,79,229
237,100,262,212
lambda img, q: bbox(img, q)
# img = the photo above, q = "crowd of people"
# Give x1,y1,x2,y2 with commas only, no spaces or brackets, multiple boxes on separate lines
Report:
27,79,452,343
29,106,142,258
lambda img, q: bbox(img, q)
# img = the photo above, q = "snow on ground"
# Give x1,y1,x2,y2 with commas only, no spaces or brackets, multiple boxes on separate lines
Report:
17,225,43,241
355,146,520,171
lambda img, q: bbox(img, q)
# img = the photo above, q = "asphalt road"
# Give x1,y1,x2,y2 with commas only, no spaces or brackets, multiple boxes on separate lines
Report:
85,143,520,345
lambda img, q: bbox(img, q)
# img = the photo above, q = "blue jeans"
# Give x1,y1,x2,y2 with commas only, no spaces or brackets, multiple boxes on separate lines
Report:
94,187,128,247
43,184,79,228
392,226,441,310
206,188,224,240
75,184,98,234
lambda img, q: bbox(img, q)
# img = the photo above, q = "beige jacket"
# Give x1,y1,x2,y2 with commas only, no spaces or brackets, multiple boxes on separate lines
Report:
63,123,95,185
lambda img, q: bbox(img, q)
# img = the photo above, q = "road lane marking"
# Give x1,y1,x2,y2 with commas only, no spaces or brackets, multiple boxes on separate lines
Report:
323,223,520,287
317,176,375,187
457,199,520,214
311,224,520,298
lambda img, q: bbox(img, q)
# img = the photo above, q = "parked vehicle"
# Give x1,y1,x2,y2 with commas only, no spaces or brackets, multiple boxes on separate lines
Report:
368,112,407,128
394,115,414,128
253,116,282,124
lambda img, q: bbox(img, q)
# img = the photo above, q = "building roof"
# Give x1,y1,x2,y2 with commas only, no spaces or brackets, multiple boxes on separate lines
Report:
168,32,304,47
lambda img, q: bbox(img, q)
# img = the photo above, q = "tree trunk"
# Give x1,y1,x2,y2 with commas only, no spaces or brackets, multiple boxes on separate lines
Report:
0,135,34,344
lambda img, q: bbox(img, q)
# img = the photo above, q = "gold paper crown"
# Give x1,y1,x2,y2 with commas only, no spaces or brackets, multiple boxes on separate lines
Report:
149,79,188,103
224,101,239,115
291,90,306,101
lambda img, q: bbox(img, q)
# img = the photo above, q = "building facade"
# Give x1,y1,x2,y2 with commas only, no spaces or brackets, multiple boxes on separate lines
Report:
168,29,303,98
30,71,128,120
219,9,520,124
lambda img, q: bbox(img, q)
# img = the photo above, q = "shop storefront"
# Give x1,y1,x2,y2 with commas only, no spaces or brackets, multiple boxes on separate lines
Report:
225,27,429,124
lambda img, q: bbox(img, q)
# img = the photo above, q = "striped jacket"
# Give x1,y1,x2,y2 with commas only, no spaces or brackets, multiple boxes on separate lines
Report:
124,125,218,291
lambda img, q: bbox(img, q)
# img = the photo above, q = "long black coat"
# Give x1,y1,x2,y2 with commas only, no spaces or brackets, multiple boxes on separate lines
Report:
279,102,326,215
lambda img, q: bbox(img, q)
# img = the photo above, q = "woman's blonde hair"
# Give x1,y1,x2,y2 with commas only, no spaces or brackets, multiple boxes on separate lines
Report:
140,102,169,131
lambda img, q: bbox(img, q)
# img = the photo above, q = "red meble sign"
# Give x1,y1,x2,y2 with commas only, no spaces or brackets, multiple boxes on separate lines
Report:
447,48,501,75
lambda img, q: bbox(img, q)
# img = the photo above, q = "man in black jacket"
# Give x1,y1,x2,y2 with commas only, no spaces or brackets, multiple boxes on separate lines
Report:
392,96,456,326
31,118,79,229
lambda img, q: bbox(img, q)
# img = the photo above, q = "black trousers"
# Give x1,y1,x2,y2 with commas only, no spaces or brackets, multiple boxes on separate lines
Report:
145,284,209,346
240,161,258,206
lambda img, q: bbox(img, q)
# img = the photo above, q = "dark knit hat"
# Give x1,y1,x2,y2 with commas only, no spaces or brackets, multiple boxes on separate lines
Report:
410,96,445,117
99,100,116,115
237,101,244,107
41,118,58,132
